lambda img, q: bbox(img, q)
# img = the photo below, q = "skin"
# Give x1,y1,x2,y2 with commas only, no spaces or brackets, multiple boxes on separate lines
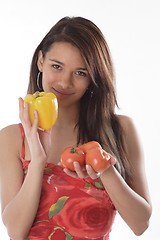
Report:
0,42,152,240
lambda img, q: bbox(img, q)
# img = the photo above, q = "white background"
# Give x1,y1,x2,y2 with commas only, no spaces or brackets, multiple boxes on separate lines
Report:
0,0,159,239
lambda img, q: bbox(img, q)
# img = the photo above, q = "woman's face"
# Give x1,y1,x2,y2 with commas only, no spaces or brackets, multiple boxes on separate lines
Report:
37,42,91,108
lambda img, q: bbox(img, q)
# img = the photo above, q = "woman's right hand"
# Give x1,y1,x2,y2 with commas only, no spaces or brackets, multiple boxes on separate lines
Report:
19,97,51,165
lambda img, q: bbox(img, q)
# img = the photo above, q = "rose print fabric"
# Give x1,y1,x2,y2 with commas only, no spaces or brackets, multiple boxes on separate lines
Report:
19,123,116,240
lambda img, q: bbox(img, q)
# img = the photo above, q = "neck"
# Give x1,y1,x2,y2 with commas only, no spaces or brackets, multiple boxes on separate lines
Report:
54,106,79,128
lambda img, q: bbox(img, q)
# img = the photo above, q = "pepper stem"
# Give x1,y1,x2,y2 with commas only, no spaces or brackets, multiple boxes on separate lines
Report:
70,147,76,153
34,91,40,98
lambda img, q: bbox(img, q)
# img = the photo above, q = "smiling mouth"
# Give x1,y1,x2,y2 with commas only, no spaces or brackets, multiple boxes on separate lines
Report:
53,88,74,96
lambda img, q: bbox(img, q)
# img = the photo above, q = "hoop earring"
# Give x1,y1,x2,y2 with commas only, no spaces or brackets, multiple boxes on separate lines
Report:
90,90,94,98
37,71,43,91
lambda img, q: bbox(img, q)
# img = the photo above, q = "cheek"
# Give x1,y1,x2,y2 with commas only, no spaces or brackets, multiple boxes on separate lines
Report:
78,80,90,93
42,72,55,88
77,86,89,97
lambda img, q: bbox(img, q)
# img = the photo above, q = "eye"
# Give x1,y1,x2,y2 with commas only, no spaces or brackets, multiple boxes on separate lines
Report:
52,64,62,70
75,71,87,77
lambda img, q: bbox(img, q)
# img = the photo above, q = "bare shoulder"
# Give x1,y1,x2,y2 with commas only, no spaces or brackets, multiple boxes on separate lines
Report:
0,123,20,134
0,124,22,160
117,114,136,131
117,114,143,162
0,123,21,142
117,114,141,142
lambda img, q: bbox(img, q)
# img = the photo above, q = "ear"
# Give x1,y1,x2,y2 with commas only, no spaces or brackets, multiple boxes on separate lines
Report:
37,50,44,71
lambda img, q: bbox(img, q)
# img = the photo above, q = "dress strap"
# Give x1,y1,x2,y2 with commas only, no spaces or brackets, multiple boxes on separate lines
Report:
18,123,25,160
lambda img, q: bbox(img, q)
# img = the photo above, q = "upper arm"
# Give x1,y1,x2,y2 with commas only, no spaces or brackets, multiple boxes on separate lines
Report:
0,124,24,213
119,115,151,205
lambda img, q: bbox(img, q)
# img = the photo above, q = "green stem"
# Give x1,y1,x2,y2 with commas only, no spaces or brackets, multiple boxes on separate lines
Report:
70,147,76,153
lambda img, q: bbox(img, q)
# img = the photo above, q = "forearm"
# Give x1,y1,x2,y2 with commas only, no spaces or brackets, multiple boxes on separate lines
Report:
100,166,152,235
2,162,45,240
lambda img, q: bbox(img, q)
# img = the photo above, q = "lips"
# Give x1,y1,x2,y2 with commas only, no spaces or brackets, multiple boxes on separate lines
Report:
52,87,74,96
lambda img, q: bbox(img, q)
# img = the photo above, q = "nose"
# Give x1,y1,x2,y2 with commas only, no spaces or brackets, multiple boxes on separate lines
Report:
57,71,73,89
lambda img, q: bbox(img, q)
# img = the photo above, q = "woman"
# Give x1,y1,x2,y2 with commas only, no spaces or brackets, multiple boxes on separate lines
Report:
0,16,152,240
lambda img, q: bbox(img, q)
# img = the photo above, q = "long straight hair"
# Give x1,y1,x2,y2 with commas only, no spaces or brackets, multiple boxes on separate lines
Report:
27,16,131,181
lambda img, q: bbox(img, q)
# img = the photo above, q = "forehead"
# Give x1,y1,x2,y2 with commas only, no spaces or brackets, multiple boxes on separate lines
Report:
46,42,86,67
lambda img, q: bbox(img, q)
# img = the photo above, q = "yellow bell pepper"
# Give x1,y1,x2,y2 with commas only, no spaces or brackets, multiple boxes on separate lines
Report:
24,91,58,130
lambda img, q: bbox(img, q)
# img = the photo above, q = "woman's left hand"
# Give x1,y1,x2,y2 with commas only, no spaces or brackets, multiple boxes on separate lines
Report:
62,159,115,179
60,141,117,179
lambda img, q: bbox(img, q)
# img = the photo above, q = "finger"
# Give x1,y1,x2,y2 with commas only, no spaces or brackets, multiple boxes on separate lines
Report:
73,162,86,178
57,161,63,167
18,97,24,120
63,168,78,178
32,110,39,131
110,155,117,165
21,101,32,128
19,98,31,131
86,164,100,179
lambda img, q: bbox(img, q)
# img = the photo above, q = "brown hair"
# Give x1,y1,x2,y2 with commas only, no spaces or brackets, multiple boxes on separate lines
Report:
27,16,130,180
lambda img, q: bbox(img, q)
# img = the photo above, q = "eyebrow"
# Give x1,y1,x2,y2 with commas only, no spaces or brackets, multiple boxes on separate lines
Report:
49,58,88,71
49,59,64,65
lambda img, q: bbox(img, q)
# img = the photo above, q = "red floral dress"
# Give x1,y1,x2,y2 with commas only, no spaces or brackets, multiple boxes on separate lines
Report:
19,123,116,240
